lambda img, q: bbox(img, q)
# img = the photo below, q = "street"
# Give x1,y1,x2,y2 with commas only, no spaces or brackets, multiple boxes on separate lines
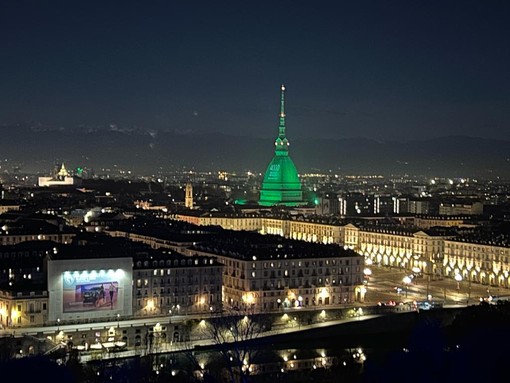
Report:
364,264,503,306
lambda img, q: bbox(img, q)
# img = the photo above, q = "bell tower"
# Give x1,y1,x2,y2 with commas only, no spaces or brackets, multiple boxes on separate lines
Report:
185,182,193,209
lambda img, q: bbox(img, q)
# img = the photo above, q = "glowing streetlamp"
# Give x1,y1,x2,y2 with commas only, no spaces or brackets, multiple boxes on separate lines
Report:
455,274,462,292
363,268,372,284
402,276,412,298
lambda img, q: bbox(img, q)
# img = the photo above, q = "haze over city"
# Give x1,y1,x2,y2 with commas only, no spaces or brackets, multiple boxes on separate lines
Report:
2,0,510,145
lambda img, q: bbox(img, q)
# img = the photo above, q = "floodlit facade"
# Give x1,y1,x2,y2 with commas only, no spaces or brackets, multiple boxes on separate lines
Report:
172,212,510,287
132,254,223,317
38,163,82,187
185,182,194,209
443,237,510,287
188,240,365,311
0,289,48,328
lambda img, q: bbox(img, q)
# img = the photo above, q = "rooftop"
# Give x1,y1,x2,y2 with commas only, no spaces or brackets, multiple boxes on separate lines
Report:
190,230,360,261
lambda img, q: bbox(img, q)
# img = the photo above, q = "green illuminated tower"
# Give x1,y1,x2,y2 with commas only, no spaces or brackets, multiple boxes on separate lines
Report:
259,85,305,207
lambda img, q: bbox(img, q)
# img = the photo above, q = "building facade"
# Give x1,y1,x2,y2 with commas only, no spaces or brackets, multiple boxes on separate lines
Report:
172,211,510,288
132,253,223,317
187,241,365,312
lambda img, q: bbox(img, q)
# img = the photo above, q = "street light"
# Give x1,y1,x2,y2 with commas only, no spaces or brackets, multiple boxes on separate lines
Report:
117,313,120,329
363,268,372,282
402,276,412,298
455,274,462,292
423,261,430,300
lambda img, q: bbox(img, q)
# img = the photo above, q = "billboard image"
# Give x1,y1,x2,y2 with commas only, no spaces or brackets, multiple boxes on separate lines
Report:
48,257,132,322
63,270,122,313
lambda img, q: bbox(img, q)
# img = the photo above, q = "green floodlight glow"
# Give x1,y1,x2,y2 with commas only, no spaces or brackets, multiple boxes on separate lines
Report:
259,85,305,207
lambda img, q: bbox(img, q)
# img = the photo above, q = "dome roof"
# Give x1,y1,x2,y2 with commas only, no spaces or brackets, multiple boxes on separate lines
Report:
261,155,301,187
259,155,304,206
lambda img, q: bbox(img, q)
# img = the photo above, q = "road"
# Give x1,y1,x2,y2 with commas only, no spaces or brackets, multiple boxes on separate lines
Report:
365,264,503,306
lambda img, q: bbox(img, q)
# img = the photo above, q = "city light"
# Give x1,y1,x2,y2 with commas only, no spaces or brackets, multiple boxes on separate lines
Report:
455,274,463,292
402,276,412,298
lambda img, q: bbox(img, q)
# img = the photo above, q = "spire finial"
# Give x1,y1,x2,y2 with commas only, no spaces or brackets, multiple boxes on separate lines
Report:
280,84,286,119
278,84,286,140
274,84,289,155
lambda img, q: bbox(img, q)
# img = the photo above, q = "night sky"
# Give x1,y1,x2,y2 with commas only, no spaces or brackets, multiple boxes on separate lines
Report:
1,0,510,141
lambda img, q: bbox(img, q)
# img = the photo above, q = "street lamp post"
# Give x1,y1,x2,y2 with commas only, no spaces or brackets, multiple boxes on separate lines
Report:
424,261,431,300
402,276,412,298
363,268,372,285
363,268,372,302
455,274,462,293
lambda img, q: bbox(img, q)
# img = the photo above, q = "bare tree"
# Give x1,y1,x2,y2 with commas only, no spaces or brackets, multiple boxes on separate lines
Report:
209,309,271,383
185,309,269,383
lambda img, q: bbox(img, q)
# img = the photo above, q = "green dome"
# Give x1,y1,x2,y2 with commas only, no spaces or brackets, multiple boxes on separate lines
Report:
259,85,305,207
259,155,303,206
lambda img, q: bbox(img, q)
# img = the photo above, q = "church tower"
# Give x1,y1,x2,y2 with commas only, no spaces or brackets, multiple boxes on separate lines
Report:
259,85,305,207
185,182,194,209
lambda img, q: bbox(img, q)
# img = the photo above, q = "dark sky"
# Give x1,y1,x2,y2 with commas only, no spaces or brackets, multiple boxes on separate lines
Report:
1,0,510,141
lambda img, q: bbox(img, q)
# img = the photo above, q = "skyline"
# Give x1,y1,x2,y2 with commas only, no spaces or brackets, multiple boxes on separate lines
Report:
1,1,510,142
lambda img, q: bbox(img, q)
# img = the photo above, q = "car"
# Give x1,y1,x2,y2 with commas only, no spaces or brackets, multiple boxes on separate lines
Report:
83,287,103,304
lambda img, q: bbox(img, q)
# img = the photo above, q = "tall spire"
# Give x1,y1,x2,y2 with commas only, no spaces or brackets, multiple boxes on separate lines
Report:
275,84,289,156
279,84,286,138
259,84,304,207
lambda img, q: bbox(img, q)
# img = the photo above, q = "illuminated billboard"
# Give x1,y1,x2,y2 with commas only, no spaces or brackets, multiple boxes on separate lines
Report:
63,270,122,313
48,257,133,322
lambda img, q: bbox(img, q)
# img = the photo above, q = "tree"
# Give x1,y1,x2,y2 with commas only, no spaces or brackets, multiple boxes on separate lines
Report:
187,309,270,383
